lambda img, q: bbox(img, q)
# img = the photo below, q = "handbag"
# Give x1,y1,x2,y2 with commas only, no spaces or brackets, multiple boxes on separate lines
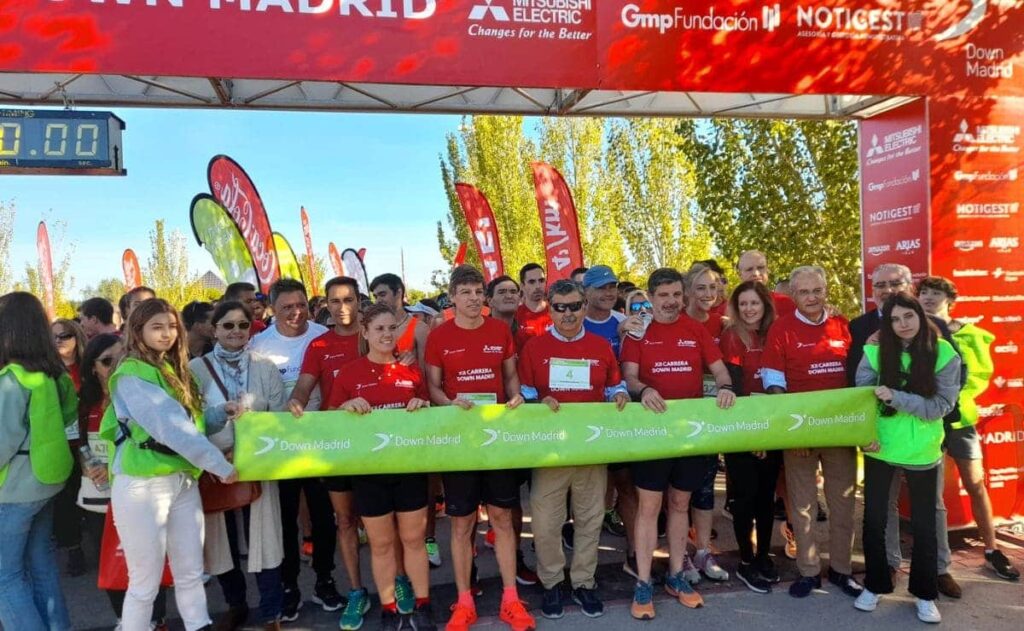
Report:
97,509,174,590
197,356,262,514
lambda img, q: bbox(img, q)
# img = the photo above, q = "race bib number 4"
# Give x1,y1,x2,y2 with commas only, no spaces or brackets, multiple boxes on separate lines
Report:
458,392,498,405
550,358,590,391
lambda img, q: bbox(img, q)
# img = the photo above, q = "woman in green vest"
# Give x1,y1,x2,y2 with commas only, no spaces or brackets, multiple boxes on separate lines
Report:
0,292,77,631
103,298,237,631
854,292,961,624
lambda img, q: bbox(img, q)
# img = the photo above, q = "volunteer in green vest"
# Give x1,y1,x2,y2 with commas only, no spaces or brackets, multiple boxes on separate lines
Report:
102,298,237,631
854,292,961,624
0,291,77,631
917,275,1020,582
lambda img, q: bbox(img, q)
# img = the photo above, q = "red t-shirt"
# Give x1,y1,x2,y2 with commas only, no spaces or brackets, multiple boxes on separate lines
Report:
761,313,851,393
518,331,622,404
709,301,728,318
514,303,552,352
67,363,81,392
425,317,515,403
331,357,428,410
772,292,797,319
300,330,362,410
695,313,725,345
719,328,765,396
249,319,268,337
620,316,722,400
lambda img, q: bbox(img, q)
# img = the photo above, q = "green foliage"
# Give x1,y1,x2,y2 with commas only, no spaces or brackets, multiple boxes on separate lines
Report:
79,277,126,305
299,252,329,294
677,119,861,315
144,219,207,308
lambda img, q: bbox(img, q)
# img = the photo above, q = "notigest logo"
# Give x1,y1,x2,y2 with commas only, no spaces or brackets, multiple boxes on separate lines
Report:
867,244,891,257
467,0,594,41
955,240,984,252
955,167,1017,182
868,203,922,225
989,237,1019,253
620,2,780,35
867,169,920,192
956,202,1019,218
953,268,989,278
796,4,923,41
952,119,1021,153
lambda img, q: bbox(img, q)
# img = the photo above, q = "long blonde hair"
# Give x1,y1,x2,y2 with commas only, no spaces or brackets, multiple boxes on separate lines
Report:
124,298,203,416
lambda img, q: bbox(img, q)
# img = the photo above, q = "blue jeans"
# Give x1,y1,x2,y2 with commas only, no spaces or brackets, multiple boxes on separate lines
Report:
217,507,283,623
0,498,71,631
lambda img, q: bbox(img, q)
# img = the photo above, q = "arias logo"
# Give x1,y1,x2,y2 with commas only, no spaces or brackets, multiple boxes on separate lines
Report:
989,237,1019,253
895,239,922,253
954,240,984,252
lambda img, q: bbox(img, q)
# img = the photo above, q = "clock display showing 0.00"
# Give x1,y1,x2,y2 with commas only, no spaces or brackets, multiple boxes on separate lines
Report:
0,118,109,161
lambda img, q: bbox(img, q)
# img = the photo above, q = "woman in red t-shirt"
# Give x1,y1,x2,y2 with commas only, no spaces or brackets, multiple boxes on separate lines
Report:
719,280,783,593
333,303,434,629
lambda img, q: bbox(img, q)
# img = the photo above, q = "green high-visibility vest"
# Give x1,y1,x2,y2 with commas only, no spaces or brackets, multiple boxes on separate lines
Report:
99,358,206,479
864,339,958,466
0,364,76,488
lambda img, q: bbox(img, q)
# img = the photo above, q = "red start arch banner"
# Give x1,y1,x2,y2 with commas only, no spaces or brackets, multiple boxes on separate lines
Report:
2,0,1022,524
1,1,1021,99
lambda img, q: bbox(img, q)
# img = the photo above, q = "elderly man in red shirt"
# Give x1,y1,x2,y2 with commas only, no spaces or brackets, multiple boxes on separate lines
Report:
761,265,863,600
519,279,630,621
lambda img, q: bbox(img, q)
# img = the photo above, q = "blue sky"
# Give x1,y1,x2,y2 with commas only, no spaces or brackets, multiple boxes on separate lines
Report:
4,108,462,298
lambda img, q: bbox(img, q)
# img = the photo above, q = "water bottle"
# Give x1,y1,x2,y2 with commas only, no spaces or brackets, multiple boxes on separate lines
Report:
78,445,109,492
628,312,653,340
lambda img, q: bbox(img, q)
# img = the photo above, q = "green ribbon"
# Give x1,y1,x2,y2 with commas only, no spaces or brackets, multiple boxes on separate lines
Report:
234,387,879,481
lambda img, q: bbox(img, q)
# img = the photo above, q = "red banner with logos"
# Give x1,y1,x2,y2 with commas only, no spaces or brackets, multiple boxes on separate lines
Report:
35,221,54,320
2,2,1021,99
455,183,505,283
208,155,279,294
328,242,344,277
928,95,1024,525
121,248,143,292
858,99,931,308
300,206,318,292
531,162,583,282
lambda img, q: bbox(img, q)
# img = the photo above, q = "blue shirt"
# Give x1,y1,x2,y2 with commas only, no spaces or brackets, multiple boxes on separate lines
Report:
584,311,627,356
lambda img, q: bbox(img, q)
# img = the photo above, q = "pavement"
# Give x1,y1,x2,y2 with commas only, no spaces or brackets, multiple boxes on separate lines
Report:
55,479,1024,631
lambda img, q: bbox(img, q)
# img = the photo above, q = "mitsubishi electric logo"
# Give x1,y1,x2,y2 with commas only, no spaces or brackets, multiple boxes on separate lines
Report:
864,125,923,165
469,0,509,21
952,119,1021,153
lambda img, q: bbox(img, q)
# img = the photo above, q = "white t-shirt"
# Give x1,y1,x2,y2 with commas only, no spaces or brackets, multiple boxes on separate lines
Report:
250,321,328,410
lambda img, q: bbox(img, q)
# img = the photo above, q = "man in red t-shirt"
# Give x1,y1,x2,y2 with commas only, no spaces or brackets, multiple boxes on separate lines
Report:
760,265,862,600
286,276,368,610
737,250,797,318
514,262,552,352
424,265,535,631
620,268,736,619
518,280,630,619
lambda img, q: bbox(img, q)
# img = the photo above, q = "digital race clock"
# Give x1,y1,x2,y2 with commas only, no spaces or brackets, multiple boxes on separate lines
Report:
0,109,126,176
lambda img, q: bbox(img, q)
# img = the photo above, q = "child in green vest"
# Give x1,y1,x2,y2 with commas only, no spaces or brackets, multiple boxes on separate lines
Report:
103,298,236,631
0,291,77,631
854,292,961,624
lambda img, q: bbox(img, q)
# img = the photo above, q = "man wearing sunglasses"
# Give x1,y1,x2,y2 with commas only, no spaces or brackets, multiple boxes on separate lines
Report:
519,279,629,620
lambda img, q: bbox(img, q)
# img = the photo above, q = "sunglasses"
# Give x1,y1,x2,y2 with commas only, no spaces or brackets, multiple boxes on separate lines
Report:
552,301,584,313
219,321,251,331
97,356,116,367
54,332,75,341
629,301,653,313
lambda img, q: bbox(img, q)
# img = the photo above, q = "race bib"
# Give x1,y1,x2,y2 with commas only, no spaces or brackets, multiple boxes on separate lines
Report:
702,375,718,398
550,358,590,391
458,392,498,405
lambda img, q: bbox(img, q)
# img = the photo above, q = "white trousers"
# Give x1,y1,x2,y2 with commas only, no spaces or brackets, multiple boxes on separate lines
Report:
112,473,211,631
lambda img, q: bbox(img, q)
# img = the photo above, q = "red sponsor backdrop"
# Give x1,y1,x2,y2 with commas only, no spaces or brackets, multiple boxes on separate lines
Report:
858,99,931,308
121,248,143,292
454,183,505,283
35,220,54,320
208,156,280,294
328,242,344,277
300,206,318,292
1,2,1021,98
929,95,1024,525
530,162,584,283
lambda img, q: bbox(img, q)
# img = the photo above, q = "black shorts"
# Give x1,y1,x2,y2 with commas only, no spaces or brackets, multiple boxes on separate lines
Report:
631,455,717,494
442,470,522,517
352,474,429,518
323,475,353,493
689,457,720,510
608,462,631,473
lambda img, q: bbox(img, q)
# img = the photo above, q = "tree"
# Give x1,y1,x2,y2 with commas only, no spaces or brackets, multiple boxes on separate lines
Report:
677,119,861,314
144,219,206,308
298,253,329,294
18,219,77,319
0,201,15,293
80,277,131,305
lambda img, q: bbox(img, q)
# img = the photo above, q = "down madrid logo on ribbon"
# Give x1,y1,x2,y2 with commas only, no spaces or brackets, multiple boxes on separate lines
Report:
235,387,879,481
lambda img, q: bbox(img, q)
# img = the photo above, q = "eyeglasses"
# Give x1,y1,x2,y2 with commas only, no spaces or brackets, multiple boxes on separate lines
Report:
551,301,584,313
873,280,907,290
219,321,251,331
629,301,652,313
54,333,75,341
97,356,116,367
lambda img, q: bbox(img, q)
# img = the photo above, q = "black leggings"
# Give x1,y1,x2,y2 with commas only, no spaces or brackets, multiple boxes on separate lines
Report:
724,451,782,563
278,477,336,586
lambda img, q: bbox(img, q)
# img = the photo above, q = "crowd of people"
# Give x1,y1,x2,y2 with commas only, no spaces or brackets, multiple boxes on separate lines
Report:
0,250,1018,631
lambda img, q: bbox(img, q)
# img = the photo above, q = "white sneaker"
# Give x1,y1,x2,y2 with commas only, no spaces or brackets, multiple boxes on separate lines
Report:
113,621,123,631
916,599,941,624
695,548,729,581
681,554,701,584
854,589,880,612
